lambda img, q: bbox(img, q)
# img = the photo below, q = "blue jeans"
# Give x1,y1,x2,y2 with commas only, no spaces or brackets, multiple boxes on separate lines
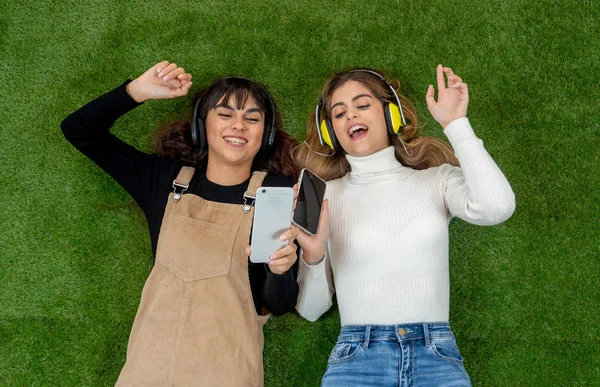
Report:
321,323,471,387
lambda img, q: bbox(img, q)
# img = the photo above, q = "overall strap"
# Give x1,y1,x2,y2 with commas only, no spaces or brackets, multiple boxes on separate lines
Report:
244,171,268,199
172,166,195,201
242,171,267,213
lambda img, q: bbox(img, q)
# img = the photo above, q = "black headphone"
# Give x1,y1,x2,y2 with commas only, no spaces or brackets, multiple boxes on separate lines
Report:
315,69,407,151
191,77,277,154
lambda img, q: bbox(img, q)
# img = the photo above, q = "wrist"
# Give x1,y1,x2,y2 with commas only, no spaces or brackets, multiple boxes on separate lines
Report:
126,79,148,103
302,250,325,265
439,115,466,130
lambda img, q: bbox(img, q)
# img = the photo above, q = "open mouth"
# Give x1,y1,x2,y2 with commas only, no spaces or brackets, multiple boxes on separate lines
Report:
223,136,248,146
348,124,368,140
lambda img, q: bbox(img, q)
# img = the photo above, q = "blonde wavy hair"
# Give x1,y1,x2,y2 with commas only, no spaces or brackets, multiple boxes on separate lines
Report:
294,68,459,181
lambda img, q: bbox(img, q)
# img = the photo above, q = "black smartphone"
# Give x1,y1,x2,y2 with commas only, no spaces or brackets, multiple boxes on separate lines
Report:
292,169,327,235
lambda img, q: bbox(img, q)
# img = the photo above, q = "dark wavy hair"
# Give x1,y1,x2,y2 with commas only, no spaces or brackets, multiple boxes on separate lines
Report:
154,77,299,180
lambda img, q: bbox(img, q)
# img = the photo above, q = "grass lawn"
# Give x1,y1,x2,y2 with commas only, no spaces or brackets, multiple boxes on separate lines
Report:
1,0,598,385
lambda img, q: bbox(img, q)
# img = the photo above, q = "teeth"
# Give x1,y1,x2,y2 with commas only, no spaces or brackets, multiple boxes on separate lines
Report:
224,137,247,145
349,125,367,136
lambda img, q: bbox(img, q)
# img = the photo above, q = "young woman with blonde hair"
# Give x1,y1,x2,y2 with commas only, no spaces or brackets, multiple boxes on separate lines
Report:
294,65,515,386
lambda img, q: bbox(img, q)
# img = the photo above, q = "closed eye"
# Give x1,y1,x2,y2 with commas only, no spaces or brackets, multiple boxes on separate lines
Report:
357,104,370,109
218,113,232,118
334,111,346,119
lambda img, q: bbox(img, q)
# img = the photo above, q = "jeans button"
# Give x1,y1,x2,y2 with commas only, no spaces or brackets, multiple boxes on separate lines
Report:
398,328,406,336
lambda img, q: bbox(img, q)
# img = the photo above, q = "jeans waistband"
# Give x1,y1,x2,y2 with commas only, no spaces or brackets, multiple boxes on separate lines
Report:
337,322,454,347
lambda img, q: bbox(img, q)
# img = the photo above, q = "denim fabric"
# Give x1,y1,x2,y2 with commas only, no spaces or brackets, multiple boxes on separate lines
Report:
321,323,471,387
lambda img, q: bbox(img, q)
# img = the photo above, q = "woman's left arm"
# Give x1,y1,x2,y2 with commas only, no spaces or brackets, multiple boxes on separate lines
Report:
427,65,515,225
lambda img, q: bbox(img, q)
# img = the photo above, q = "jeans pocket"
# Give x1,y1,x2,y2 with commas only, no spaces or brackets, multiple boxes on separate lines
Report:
327,340,363,365
429,335,464,363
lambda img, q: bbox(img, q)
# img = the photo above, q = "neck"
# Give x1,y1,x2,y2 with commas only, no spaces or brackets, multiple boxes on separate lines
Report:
206,159,252,186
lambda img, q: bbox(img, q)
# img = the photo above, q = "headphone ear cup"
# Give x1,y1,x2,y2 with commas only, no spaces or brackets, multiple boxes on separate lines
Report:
197,118,207,151
260,120,275,154
384,103,402,135
325,119,340,151
191,117,199,148
319,119,336,150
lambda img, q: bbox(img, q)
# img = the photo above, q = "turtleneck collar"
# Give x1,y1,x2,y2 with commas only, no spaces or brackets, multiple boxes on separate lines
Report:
345,146,412,180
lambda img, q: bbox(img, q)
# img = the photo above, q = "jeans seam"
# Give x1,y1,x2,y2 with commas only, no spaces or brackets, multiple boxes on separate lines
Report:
429,341,464,364
328,342,363,365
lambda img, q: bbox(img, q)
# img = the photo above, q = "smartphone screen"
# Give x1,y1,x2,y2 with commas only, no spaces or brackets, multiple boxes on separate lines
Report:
293,169,326,235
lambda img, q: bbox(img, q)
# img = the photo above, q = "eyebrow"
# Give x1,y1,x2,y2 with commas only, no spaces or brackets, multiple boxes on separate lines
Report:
330,94,373,110
215,104,263,116
215,103,234,110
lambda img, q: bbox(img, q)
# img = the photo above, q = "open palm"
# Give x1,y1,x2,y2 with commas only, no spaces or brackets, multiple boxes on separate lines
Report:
426,65,469,129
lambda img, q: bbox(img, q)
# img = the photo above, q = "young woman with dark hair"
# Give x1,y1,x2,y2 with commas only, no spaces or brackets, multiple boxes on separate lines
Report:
294,65,515,386
61,61,300,386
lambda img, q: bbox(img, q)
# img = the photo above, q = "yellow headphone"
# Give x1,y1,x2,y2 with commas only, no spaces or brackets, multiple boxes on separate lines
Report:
315,69,407,151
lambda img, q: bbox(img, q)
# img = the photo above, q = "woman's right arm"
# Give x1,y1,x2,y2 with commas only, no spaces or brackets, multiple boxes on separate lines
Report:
61,61,192,208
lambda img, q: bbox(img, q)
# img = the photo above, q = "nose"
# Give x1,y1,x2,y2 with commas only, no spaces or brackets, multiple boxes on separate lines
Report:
231,115,245,131
346,108,358,120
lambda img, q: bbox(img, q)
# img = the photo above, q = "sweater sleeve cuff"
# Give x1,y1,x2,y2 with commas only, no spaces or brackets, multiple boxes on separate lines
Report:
299,249,327,277
117,79,145,109
443,117,477,148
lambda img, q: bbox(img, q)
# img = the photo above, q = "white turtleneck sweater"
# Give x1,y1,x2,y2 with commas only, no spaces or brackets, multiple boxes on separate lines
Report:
296,117,515,326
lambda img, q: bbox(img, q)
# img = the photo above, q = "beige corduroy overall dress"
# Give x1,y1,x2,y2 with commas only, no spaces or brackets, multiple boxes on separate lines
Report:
116,167,269,387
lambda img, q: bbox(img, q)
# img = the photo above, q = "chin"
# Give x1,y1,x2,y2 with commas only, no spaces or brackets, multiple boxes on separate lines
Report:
343,144,381,157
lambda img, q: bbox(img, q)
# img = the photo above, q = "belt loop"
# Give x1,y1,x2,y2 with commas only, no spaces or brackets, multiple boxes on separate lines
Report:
363,326,371,348
423,323,431,347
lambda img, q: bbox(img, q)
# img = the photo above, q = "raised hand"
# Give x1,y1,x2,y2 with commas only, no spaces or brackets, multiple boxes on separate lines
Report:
126,61,193,103
426,65,469,129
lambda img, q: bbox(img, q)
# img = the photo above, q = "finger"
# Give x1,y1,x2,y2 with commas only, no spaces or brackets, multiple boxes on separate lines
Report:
293,183,299,197
158,63,177,78
163,67,185,82
280,226,300,243
460,82,469,102
155,60,169,73
167,78,183,89
436,64,446,91
449,81,463,89
177,73,193,83
269,266,284,275
316,199,330,240
443,67,455,78
182,81,193,95
245,245,251,256
425,84,436,108
447,75,461,86
270,244,297,261
171,81,193,97
269,256,292,268
295,227,310,247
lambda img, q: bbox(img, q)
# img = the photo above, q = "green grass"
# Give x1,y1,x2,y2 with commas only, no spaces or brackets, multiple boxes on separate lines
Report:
1,0,599,385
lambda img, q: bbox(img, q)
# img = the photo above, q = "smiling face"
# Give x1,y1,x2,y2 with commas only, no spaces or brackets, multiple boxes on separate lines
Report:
329,80,390,157
204,94,265,168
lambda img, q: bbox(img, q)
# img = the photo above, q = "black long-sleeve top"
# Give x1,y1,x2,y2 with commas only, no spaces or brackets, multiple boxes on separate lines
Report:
61,81,298,316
